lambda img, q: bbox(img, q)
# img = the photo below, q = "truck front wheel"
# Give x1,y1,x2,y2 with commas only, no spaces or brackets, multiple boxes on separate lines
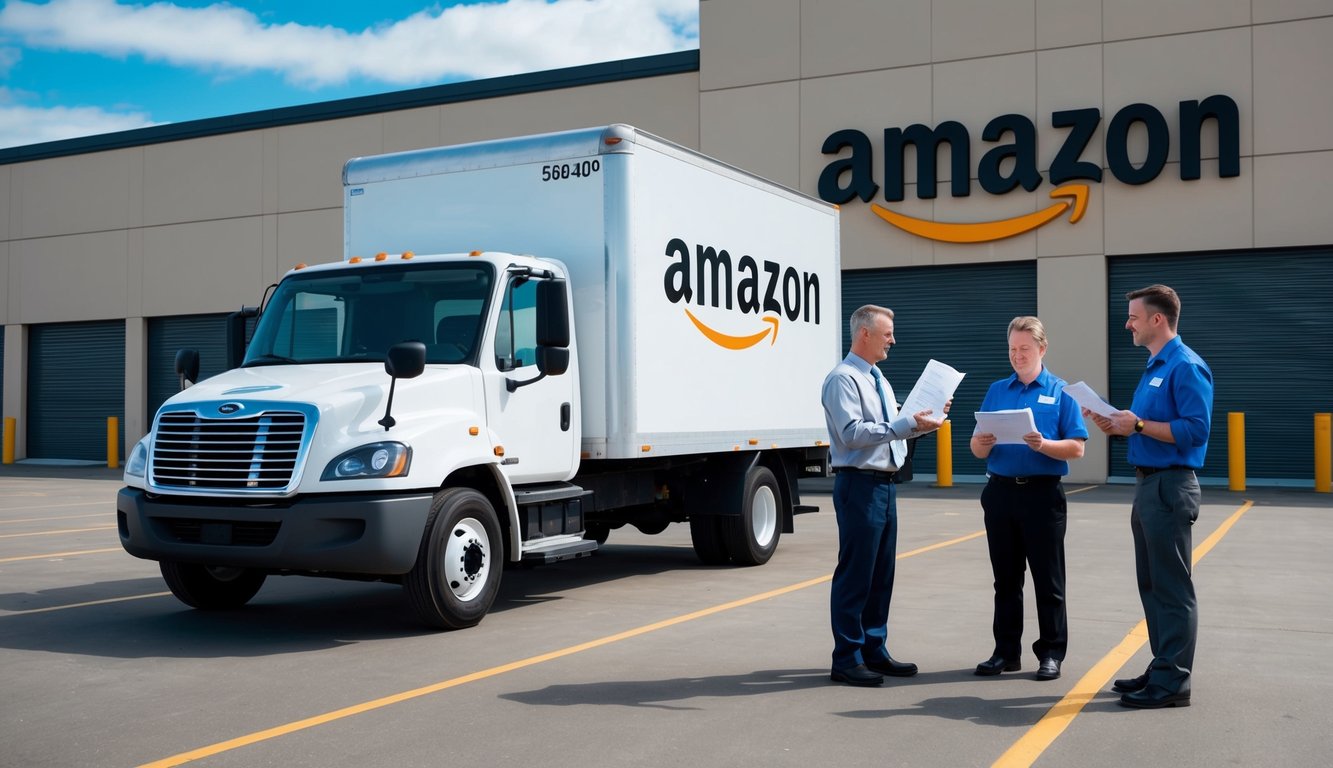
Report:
722,465,781,566
159,562,266,609
405,487,504,630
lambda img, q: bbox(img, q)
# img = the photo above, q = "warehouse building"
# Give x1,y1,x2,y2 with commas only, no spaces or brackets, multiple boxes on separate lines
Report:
2,0,1330,485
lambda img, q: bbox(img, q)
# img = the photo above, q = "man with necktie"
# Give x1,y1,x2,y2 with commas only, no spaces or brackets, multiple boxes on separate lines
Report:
820,304,947,686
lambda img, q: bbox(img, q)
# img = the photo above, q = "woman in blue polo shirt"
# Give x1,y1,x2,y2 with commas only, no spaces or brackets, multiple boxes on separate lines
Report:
970,316,1087,681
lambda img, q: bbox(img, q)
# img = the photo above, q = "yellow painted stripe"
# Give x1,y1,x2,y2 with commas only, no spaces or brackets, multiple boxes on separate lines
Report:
0,500,111,512
138,528,987,768
0,547,121,564
9,592,172,615
0,512,111,524
992,499,1255,768
0,525,116,539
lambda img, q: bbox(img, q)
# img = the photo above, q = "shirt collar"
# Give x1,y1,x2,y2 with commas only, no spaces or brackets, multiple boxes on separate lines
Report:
844,353,876,377
1003,366,1052,391
1146,335,1183,369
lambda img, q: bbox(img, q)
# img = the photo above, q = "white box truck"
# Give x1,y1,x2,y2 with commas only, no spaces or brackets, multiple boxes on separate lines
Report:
118,125,840,629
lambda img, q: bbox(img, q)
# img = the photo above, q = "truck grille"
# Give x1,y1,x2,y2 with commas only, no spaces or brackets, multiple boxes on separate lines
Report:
151,411,307,491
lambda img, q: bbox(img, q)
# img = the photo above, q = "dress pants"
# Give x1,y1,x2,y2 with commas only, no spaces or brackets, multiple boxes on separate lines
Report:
1131,469,1200,693
830,472,898,669
981,478,1068,662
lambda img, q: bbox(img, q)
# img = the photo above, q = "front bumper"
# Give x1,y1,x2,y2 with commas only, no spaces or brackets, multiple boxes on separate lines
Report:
117,487,434,575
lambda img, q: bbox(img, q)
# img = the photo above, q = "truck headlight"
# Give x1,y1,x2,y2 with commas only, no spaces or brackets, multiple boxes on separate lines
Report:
321,442,411,480
125,438,150,478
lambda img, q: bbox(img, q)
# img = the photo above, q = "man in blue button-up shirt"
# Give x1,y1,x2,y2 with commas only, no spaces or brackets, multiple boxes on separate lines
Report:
1087,284,1213,709
820,304,946,687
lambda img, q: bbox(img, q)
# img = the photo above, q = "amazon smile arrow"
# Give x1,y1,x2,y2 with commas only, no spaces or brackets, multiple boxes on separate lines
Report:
870,183,1089,243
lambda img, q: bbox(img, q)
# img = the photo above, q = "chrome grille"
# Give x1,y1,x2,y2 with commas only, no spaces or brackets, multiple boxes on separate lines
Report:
151,411,306,491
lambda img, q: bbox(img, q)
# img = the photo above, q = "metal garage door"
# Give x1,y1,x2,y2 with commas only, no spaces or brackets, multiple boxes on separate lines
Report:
28,321,125,461
147,314,233,424
841,261,1037,478
1108,248,1333,482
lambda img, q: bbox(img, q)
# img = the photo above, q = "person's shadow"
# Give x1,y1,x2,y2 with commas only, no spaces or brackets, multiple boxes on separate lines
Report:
502,668,830,710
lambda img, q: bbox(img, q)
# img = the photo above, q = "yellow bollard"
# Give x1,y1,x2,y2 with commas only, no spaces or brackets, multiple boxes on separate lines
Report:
107,416,120,468
1316,413,1331,494
935,419,953,488
1228,412,1245,492
2,417,14,464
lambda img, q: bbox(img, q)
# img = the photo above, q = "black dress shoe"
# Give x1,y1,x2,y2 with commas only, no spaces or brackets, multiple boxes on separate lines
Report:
975,655,1021,676
830,664,884,687
865,656,918,677
1119,684,1191,709
1036,658,1061,680
1112,669,1150,693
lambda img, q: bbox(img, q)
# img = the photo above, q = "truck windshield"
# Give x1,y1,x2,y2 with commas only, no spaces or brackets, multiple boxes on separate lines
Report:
244,262,493,366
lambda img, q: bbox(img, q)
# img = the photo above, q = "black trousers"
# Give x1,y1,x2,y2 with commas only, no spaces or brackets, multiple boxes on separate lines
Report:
981,478,1068,661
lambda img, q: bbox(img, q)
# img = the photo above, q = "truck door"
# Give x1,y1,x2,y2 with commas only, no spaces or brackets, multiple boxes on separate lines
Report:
483,273,578,483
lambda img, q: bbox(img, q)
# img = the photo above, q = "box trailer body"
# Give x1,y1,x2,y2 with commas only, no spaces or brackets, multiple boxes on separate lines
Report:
118,125,841,628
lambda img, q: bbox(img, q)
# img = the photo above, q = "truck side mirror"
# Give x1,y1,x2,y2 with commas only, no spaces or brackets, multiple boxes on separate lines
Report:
536,279,570,348
226,306,260,369
536,347,569,376
174,348,200,390
379,341,426,431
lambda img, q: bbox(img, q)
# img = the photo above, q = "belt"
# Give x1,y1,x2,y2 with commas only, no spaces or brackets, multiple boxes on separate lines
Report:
987,474,1061,486
832,467,897,481
1135,465,1194,479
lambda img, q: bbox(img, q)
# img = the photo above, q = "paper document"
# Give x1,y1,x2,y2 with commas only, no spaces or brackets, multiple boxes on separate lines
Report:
975,408,1038,444
900,359,965,423
1062,381,1118,417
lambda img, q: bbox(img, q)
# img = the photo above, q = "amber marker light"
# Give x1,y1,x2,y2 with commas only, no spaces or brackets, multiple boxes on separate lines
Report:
294,263,308,270
748,438,759,445
604,136,623,146
640,445,652,452
348,256,362,264
401,251,414,259
493,445,505,457
469,250,483,256
468,426,479,436
374,252,388,262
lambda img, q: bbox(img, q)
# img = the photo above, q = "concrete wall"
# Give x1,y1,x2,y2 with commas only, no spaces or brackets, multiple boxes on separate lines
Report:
698,0,1333,482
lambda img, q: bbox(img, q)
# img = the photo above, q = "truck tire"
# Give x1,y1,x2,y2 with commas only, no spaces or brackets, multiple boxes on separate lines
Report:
159,562,266,609
405,487,503,630
689,516,731,565
722,465,781,566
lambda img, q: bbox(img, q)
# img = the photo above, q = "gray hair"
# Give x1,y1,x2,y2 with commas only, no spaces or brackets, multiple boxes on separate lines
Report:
850,304,893,338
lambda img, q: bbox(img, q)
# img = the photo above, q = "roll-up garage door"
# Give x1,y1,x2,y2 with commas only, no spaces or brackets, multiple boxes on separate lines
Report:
147,314,232,424
1108,248,1332,482
28,321,125,461
841,260,1037,478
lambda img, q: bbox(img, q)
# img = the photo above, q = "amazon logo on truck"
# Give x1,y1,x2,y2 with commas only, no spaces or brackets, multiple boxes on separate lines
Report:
662,237,822,350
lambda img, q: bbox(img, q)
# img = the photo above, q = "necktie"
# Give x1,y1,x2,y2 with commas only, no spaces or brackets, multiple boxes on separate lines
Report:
871,367,890,421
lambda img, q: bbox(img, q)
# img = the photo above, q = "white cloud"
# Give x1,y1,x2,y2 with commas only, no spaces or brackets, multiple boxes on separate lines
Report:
0,88,159,147
0,0,700,88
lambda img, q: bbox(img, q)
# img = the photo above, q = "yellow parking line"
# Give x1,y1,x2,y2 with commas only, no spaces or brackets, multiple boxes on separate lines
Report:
8,592,173,615
0,525,117,539
0,547,122,564
992,499,1255,768
0,512,110,524
0,500,111,513
137,529,988,768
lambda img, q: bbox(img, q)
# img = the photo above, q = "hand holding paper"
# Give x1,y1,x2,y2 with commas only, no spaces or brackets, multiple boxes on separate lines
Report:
975,408,1038,444
901,359,965,429
1062,381,1118,418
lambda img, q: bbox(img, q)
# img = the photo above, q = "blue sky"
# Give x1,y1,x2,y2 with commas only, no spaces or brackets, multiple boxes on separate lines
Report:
0,0,698,149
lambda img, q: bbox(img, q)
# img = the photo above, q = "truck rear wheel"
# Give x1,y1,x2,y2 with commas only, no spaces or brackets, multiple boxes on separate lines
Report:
722,465,781,566
405,487,503,630
159,562,266,609
689,516,731,565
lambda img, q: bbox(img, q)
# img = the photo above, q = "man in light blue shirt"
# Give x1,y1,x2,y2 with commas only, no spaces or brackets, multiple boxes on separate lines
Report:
820,304,946,686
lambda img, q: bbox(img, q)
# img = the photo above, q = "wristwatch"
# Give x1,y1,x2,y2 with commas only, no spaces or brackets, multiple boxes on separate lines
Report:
1133,419,1146,433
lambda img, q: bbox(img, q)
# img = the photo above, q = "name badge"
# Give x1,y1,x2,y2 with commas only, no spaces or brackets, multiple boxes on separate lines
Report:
1150,377,1164,387
1037,394,1056,405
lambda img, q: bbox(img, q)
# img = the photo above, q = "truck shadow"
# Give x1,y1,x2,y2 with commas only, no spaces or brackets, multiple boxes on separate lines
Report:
501,668,831,709
0,542,709,659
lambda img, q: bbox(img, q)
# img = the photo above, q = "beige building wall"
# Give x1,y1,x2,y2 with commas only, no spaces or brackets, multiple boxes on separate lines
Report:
699,0,1333,482
4,2,1332,473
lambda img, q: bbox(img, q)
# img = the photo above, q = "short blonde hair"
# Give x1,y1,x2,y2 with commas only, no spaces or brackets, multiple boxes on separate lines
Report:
1007,316,1048,348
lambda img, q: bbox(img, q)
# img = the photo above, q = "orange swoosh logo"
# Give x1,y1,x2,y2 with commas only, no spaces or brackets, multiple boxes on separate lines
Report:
683,310,780,350
870,183,1089,243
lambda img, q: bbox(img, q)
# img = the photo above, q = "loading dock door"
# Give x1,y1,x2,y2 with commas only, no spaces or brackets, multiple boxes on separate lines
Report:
28,321,125,461
841,261,1037,478
147,314,233,425
1108,248,1333,481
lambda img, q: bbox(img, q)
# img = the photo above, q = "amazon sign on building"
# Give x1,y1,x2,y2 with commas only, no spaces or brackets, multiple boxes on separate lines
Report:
2,0,1331,484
